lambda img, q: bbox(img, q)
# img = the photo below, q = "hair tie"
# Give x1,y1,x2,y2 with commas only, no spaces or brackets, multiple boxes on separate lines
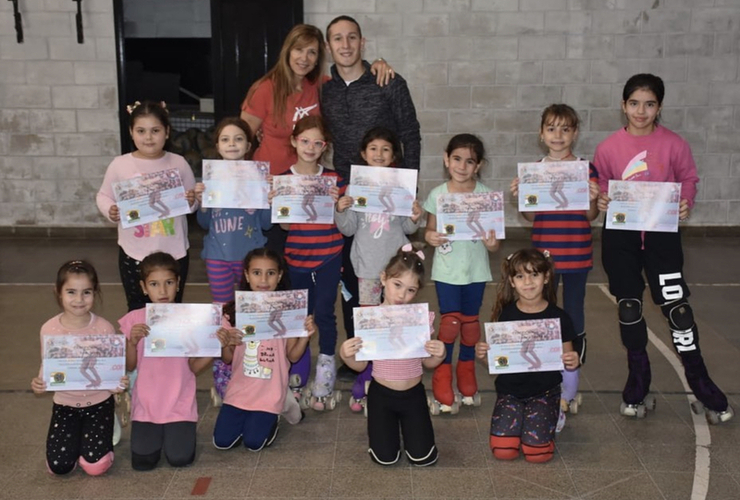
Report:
68,260,83,265
401,243,425,261
506,253,513,261
160,101,169,113
543,250,551,259
126,101,141,115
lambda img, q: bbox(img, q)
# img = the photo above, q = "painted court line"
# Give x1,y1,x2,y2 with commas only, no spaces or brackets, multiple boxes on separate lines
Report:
598,284,710,500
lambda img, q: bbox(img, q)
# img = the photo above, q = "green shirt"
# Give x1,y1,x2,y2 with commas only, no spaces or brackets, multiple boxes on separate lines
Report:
423,181,493,285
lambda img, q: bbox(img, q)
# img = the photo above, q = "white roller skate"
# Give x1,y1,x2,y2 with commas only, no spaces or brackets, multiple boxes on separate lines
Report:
456,360,481,407
690,401,734,425
114,390,131,427
309,354,342,411
560,393,583,414
427,392,461,416
620,394,656,418
289,373,311,410
210,387,223,407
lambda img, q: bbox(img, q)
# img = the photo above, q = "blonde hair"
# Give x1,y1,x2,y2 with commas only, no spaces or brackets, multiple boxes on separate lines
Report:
243,24,325,127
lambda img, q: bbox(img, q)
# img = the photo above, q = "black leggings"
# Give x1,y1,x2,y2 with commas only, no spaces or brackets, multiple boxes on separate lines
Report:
367,379,437,466
119,247,189,311
130,421,196,470
46,396,115,475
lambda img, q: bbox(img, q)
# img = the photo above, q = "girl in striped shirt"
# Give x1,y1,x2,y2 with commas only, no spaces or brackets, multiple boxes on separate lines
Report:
510,104,599,427
340,244,445,466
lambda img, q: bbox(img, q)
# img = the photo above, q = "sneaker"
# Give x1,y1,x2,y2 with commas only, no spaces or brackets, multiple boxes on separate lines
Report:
556,408,566,433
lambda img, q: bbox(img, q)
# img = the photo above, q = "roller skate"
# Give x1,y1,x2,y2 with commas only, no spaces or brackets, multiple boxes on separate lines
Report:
114,387,131,427
683,354,731,424
620,349,654,418
560,393,583,414
349,363,372,416
428,363,460,415
690,401,734,425
456,360,481,407
282,386,304,424
211,359,232,407
308,353,342,411
289,348,311,410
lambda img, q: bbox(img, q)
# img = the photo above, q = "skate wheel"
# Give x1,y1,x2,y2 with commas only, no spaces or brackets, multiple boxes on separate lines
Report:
335,390,342,403
428,397,441,416
690,400,705,415
560,398,570,413
636,405,647,418
705,410,720,425
289,374,301,387
450,402,460,415
644,395,657,411
472,392,482,407
569,398,579,415
349,398,363,412
328,397,337,411
575,393,583,405
299,394,311,410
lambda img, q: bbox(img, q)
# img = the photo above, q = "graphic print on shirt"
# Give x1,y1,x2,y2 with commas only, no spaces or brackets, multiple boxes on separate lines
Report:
362,213,392,239
133,218,176,238
292,103,319,123
242,340,273,380
622,150,649,181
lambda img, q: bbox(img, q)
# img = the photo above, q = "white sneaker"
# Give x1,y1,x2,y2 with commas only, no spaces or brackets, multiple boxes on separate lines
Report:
556,409,566,433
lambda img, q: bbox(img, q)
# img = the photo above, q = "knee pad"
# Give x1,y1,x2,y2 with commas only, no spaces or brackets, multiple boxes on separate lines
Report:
368,447,400,466
406,445,439,467
522,441,555,463
79,451,113,476
438,313,461,344
618,298,642,325
490,435,520,460
663,300,694,331
459,315,480,347
662,300,699,354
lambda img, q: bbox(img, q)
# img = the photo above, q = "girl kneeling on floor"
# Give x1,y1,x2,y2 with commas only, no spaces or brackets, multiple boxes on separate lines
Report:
476,249,580,463
340,244,445,466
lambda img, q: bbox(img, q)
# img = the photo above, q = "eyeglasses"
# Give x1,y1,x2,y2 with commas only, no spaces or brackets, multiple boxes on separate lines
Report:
296,137,326,149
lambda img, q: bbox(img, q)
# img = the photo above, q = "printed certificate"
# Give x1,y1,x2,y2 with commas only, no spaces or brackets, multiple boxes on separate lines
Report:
202,160,270,209
484,319,563,375
348,165,418,217
518,161,590,212
606,180,681,232
353,303,431,361
144,303,223,358
114,168,190,229
42,334,125,392
272,175,336,224
436,191,506,240
235,290,309,340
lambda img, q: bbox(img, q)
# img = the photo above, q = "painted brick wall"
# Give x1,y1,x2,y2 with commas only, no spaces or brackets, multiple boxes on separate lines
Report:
1,0,739,228
0,0,118,227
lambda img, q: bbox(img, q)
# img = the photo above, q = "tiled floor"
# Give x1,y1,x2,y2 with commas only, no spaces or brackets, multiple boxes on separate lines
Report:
1,232,739,499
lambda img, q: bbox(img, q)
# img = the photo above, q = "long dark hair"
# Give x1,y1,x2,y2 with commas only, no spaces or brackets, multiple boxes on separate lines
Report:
492,249,556,321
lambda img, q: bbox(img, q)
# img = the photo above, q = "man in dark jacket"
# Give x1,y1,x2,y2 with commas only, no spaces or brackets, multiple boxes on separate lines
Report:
321,16,422,378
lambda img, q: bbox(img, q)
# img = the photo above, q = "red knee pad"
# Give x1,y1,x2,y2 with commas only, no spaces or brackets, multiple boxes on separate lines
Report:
490,435,520,460
459,314,480,346
79,451,114,476
522,442,554,463
438,313,461,344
